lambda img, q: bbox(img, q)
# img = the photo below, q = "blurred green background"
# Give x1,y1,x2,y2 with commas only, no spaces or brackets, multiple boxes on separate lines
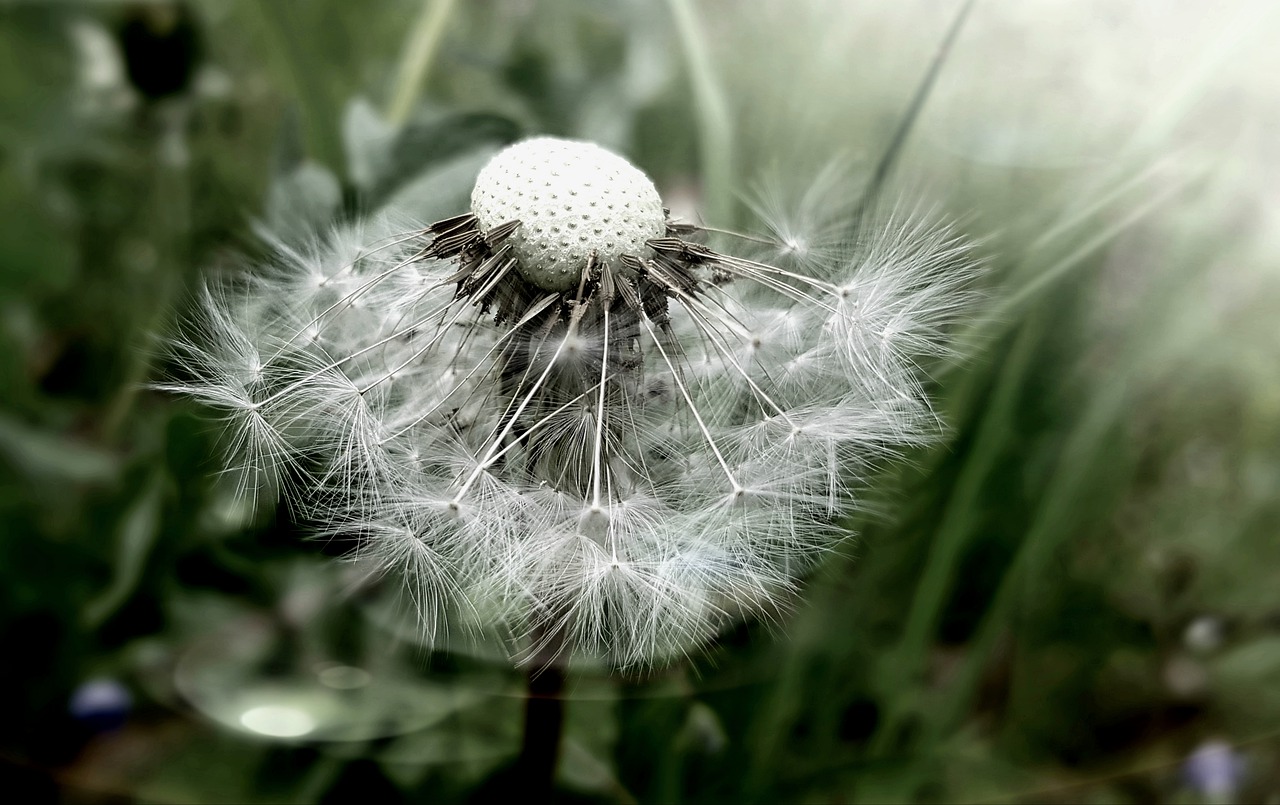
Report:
2,1,1279,802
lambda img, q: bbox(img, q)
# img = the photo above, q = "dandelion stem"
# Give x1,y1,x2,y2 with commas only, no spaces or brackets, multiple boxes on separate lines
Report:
518,660,566,801
386,0,459,125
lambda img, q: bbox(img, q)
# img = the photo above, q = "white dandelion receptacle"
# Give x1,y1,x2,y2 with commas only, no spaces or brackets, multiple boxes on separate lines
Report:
163,136,976,667
470,138,667,292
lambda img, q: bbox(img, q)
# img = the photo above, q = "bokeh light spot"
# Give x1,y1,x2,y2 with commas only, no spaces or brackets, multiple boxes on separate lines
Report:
239,705,316,737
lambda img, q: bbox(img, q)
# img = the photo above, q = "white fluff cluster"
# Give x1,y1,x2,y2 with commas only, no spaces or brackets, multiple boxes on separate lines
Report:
162,138,977,667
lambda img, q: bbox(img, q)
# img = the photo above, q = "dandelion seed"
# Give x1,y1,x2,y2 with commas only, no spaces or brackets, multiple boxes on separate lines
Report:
162,136,978,668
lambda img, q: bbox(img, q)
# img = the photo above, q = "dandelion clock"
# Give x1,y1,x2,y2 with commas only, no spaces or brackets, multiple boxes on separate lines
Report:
162,136,977,670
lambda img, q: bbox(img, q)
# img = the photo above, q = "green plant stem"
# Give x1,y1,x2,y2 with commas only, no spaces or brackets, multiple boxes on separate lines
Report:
386,0,459,125
102,111,189,443
665,0,734,226
870,181,1193,754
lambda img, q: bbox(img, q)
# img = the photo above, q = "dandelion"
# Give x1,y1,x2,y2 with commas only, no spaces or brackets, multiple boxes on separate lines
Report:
161,136,977,668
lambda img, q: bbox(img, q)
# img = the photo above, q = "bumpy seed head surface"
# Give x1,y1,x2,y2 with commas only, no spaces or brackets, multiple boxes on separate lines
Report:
470,137,667,292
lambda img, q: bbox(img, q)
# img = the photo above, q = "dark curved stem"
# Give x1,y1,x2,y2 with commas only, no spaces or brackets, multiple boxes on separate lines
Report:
518,661,566,802
517,627,568,801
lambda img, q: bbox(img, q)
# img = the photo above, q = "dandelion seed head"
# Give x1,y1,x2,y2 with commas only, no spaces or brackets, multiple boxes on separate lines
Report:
160,137,980,668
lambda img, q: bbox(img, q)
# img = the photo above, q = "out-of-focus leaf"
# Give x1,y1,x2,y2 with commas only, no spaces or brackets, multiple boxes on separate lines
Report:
575,79,638,152
271,106,309,177
557,693,622,796
265,161,341,243
0,193,77,293
1211,637,1280,730
134,729,271,805
83,469,164,628
382,146,501,225
368,111,520,207
342,97,394,192
172,602,497,744
678,701,727,755
0,414,118,482
373,678,521,786
560,736,630,799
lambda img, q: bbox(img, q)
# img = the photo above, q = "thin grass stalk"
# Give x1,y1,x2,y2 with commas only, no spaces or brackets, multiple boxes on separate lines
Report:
386,0,459,125
849,0,977,232
664,0,734,225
